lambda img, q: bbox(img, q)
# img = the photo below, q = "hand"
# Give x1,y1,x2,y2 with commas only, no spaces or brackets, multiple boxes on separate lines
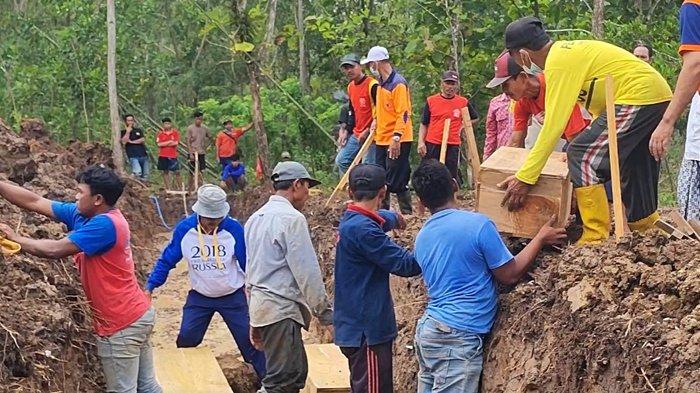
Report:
337,129,348,148
369,120,377,133
507,131,526,148
417,142,427,157
144,290,152,302
0,223,18,242
497,175,533,211
250,326,263,350
126,125,133,133
358,130,370,144
649,121,674,161
534,215,568,245
388,139,401,160
394,211,407,230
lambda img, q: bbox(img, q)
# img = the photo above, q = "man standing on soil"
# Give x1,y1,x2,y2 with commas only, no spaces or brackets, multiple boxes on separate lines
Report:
336,53,379,175
410,160,566,392
216,120,252,170
649,0,700,221
186,111,211,190
334,163,421,392
361,46,414,214
417,70,478,185
0,166,161,393
244,161,333,393
498,17,672,244
120,114,150,182
156,117,182,190
145,184,266,379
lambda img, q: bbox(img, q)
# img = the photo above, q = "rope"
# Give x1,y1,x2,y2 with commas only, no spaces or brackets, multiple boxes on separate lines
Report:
149,194,173,230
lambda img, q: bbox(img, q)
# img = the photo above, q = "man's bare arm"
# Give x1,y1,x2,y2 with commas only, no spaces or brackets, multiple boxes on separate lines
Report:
0,181,55,219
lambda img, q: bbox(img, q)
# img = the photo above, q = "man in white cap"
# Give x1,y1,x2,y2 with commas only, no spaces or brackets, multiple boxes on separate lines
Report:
245,161,333,393
146,184,266,379
361,46,414,214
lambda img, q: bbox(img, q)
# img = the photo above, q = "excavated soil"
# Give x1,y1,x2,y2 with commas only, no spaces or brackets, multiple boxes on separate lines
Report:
0,119,165,392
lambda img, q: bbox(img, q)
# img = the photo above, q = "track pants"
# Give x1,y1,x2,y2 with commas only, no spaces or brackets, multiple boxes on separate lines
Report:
566,102,668,222
422,142,460,186
375,142,412,194
340,340,393,393
176,289,267,379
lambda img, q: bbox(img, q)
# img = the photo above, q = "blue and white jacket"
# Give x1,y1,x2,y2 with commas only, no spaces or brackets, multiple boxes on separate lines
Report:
146,214,246,298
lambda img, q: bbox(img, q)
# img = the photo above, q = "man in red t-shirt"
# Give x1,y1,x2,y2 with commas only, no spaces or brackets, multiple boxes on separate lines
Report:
335,53,379,175
418,71,479,184
0,166,161,393
216,120,252,170
156,117,182,190
486,52,590,148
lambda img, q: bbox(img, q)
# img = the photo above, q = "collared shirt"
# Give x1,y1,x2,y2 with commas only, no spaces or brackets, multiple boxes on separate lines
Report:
186,124,211,154
375,69,413,146
244,195,333,329
484,93,514,159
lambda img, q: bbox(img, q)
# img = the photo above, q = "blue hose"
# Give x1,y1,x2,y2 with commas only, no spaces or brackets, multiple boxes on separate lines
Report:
149,194,173,230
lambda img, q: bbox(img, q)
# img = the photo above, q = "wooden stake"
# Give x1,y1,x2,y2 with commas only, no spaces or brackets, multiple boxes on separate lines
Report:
194,152,200,190
325,130,376,207
605,75,626,241
439,118,451,164
460,107,481,188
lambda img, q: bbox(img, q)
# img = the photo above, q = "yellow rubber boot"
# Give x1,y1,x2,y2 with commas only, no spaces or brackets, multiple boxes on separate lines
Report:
628,211,660,232
575,184,611,245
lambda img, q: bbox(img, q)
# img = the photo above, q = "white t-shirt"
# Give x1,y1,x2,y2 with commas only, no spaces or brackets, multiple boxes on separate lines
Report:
684,93,700,161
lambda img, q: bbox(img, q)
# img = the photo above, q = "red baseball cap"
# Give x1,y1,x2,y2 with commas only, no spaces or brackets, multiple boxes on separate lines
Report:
486,51,524,88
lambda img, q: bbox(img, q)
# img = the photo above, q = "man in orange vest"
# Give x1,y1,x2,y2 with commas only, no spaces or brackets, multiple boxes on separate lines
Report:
418,71,478,185
335,53,379,175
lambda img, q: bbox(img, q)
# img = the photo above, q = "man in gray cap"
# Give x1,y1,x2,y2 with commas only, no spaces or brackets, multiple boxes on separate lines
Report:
244,161,333,393
146,184,266,379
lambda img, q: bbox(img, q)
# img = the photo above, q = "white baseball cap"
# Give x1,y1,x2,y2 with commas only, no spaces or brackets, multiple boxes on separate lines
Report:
360,46,390,65
192,184,230,218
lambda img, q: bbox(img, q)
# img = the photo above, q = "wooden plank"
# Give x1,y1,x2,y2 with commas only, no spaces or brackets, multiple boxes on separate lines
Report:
478,185,564,237
480,146,568,179
605,75,626,241
194,152,200,190
439,118,451,164
666,209,699,238
461,107,481,188
154,347,232,393
302,344,350,393
324,130,376,207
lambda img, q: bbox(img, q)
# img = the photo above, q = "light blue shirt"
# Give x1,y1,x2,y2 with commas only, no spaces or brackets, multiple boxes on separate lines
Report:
414,209,513,334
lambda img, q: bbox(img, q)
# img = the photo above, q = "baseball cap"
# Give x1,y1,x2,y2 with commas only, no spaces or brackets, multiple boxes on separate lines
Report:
340,53,361,67
349,164,386,192
505,16,550,51
360,46,390,65
441,70,459,83
486,51,524,88
192,184,230,218
271,161,320,188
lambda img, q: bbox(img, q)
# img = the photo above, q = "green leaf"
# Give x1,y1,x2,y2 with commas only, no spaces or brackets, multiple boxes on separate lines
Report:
232,42,255,53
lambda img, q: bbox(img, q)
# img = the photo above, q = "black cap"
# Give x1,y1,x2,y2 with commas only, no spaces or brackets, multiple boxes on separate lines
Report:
162,117,172,123
193,110,203,118
441,70,459,83
349,164,386,192
505,16,550,51
222,119,233,126
340,53,361,67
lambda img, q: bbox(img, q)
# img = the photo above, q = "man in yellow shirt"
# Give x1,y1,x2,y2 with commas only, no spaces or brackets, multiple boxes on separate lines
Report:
499,17,672,244
361,46,414,214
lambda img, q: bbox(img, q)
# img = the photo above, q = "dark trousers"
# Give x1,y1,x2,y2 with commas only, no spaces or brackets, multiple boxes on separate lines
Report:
567,102,668,222
176,289,266,379
258,319,307,393
422,142,461,186
375,142,412,194
340,340,393,393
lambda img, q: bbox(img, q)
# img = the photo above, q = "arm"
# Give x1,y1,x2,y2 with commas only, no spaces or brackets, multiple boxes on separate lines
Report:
145,222,188,292
483,102,498,159
468,101,480,125
392,84,411,136
120,129,130,144
1,227,80,259
508,101,529,148
285,216,333,324
0,181,55,218
360,226,421,277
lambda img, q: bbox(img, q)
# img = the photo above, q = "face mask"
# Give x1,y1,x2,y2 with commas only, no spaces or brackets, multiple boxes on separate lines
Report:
520,52,542,75
370,64,380,78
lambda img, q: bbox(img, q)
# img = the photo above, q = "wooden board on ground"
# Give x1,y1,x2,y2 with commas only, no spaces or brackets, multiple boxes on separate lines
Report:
302,344,350,393
666,209,700,239
154,347,232,393
477,146,572,238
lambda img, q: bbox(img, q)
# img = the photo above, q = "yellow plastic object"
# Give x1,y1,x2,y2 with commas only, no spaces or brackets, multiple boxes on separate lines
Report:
0,237,21,256
575,184,611,245
628,211,661,232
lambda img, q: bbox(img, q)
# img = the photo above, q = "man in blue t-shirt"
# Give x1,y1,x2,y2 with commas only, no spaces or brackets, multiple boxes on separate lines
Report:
411,159,566,393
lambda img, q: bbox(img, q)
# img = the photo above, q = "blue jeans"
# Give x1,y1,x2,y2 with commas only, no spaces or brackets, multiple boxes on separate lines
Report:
176,289,266,379
335,135,377,175
129,156,150,179
96,307,162,393
414,315,484,393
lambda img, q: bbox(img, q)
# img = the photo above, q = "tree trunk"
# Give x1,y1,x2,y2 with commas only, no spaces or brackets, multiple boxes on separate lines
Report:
261,0,279,67
448,0,460,71
592,0,604,39
296,0,309,94
247,61,271,187
107,0,125,173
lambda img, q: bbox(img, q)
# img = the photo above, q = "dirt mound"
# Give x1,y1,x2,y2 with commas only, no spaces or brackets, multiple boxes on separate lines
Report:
483,233,700,392
0,119,165,391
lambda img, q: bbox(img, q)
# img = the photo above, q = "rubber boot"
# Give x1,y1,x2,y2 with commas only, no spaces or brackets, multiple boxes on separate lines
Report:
397,191,413,215
628,211,660,232
575,184,611,245
381,192,391,211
